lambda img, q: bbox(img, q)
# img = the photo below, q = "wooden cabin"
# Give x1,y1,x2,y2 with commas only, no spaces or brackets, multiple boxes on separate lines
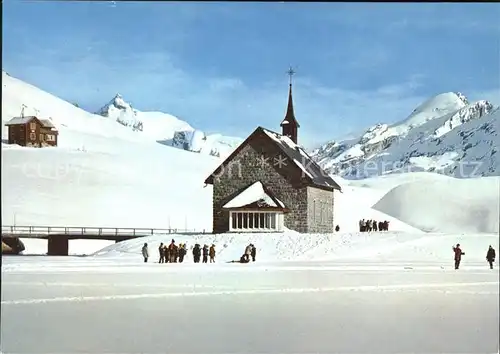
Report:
5,116,58,147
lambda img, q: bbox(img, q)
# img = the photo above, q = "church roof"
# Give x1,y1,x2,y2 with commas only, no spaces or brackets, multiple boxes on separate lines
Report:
260,127,341,190
223,181,286,209
204,126,341,191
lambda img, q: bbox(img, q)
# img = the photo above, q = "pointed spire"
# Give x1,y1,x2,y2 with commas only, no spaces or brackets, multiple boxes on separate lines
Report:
281,66,300,144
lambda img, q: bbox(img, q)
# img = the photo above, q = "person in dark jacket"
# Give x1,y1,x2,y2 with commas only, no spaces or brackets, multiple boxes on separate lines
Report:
173,244,179,263
250,244,256,262
168,239,176,263
486,245,496,269
158,243,165,263
164,245,170,263
141,243,149,263
178,243,187,263
452,243,465,269
192,244,201,263
335,225,340,232
202,245,209,263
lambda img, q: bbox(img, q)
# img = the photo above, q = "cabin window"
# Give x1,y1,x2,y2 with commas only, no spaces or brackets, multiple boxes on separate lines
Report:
46,134,56,142
39,133,44,141
29,133,36,141
30,122,37,130
229,211,282,232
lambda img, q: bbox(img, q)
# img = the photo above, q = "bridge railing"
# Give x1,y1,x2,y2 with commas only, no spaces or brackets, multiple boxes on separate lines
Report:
1,225,205,236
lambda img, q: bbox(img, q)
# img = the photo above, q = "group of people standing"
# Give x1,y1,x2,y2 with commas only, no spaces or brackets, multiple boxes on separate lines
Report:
192,243,216,263
140,240,259,264
140,240,216,264
452,244,496,270
358,219,389,232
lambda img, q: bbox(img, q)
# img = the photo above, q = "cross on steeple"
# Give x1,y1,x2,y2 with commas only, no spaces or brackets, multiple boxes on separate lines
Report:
287,66,295,86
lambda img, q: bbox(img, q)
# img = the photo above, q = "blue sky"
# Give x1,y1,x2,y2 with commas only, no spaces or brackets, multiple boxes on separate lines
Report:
3,1,500,148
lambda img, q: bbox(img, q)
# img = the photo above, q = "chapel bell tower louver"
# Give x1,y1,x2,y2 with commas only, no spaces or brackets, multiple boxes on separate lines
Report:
280,66,300,144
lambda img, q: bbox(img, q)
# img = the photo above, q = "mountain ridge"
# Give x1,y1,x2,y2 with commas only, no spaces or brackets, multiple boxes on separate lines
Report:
96,94,242,158
2,71,497,178
310,92,498,179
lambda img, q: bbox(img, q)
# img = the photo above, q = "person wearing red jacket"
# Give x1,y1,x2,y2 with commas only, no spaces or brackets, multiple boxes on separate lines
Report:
452,244,465,269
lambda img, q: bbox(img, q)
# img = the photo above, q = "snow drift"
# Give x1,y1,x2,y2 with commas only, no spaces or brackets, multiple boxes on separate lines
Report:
90,230,499,264
373,175,500,234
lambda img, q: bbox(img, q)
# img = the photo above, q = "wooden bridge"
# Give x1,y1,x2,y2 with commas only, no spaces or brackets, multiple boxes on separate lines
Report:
2,225,206,256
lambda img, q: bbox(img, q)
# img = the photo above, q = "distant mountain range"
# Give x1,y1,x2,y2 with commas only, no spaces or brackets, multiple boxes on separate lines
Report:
310,92,498,179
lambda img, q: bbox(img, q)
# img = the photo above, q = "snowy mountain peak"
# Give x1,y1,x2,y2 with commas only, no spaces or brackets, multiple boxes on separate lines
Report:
95,94,242,158
455,92,469,105
403,92,468,128
311,92,499,179
97,94,135,118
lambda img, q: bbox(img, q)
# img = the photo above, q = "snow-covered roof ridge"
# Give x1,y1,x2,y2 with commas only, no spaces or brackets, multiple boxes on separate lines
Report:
223,181,285,209
260,127,341,190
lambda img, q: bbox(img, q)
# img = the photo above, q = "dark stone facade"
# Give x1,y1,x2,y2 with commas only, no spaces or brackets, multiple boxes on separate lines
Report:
211,131,335,234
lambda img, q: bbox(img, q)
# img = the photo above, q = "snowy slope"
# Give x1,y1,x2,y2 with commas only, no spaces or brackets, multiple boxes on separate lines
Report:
1,71,221,229
2,72,498,260
97,94,242,158
87,230,498,264
373,175,500,234
2,72,153,148
311,92,498,179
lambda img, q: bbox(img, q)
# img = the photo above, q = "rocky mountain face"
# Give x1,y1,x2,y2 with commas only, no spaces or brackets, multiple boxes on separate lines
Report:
96,94,242,158
310,92,498,179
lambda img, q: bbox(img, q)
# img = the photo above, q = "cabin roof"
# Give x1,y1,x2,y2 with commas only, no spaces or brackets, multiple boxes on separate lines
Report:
39,119,56,129
5,116,57,130
4,116,38,126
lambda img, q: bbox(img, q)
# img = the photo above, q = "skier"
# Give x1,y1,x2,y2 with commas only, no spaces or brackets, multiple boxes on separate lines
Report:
141,243,149,263
452,243,465,269
486,245,496,269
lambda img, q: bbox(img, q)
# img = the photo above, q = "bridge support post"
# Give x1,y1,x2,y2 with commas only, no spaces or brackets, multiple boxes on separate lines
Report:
47,236,69,256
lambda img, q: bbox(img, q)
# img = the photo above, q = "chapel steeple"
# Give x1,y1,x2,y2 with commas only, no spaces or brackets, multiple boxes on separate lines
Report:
280,66,300,144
